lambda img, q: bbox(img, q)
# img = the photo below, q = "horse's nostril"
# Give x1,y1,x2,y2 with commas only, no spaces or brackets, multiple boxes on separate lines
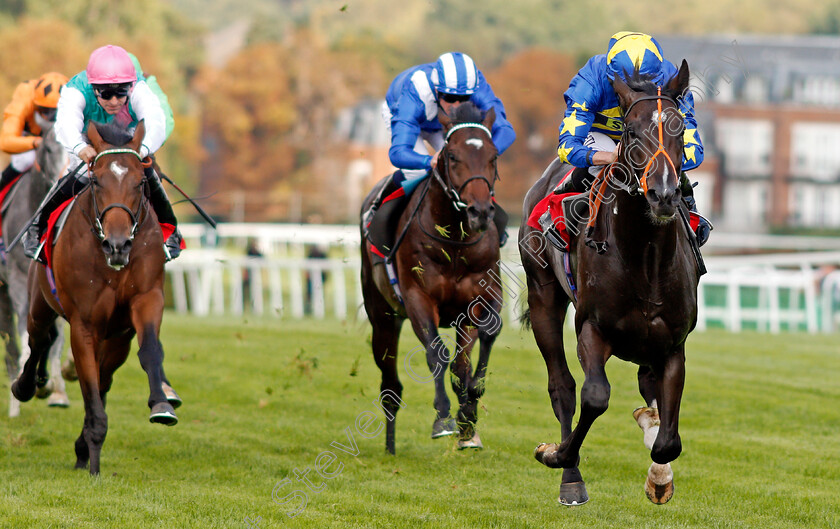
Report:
467,205,479,217
122,240,132,255
101,240,113,255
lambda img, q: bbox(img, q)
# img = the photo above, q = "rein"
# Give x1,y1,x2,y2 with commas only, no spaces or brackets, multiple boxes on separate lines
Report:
88,148,148,243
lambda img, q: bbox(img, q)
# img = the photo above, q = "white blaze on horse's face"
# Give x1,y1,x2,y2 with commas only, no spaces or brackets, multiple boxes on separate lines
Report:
110,161,128,182
466,138,484,149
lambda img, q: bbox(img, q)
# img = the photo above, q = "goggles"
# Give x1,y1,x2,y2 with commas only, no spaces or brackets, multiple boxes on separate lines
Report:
439,92,471,104
93,85,131,100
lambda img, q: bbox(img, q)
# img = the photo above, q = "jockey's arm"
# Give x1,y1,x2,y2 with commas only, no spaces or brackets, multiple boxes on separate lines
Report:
677,89,704,171
388,93,434,171
557,75,600,168
55,86,89,158
128,81,167,158
0,83,39,154
470,72,516,156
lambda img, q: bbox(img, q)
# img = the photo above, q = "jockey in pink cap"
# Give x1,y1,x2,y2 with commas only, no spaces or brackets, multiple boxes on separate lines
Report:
23,44,183,262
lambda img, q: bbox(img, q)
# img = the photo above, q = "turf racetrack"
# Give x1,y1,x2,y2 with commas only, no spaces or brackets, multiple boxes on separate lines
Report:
1,314,839,528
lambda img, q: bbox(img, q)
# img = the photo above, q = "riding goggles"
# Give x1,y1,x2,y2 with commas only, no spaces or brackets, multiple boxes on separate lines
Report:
36,107,57,122
439,92,471,104
93,85,131,100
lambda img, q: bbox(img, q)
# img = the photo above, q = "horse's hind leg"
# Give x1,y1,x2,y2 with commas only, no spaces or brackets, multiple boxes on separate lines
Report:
46,323,70,407
526,278,588,505
0,283,22,416
12,285,57,402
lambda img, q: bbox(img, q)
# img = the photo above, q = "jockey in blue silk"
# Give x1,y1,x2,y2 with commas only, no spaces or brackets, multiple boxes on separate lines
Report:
363,52,516,247
553,32,711,246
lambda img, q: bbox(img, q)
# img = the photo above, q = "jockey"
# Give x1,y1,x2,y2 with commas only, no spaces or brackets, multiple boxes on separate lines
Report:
0,72,68,191
363,51,516,247
553,32,712,246
22,44,183,263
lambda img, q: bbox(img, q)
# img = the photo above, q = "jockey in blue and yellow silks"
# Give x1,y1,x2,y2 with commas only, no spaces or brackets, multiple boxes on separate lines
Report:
554,32,711,246
363,52,516,248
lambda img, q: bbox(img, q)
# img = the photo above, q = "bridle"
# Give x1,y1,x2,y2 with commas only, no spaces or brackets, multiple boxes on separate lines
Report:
88,148,148,243
431,122,499,212
618,87,681,195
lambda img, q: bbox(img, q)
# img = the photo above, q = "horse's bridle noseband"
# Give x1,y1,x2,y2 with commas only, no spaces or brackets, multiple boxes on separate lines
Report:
432,122,498,212
88,148,148,242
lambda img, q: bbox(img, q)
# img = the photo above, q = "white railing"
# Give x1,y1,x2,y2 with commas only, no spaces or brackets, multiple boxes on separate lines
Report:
166,224,840,333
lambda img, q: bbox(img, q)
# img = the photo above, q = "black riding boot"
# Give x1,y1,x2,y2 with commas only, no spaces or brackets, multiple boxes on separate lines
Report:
23,172,89,263
364,171,407,256
0,165,22,191
553,166,591,195
679,172,712,247
144,166,182,261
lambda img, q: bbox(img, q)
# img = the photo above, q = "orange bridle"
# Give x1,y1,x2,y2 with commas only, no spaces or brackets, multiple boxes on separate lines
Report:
624,87,679,194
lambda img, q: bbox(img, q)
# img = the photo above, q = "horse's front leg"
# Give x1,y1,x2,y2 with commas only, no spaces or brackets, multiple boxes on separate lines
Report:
404,293,454,438
11,283,58,402
450,316,479,447
652,345,685,464
131,291,177,426
69,321,107,474
540,320,612,470
634,366,674,504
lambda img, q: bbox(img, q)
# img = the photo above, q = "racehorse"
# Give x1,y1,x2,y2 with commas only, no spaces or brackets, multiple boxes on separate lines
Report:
360,102,503,454
519,61,700,505
12,120,178,475
0,123,70,417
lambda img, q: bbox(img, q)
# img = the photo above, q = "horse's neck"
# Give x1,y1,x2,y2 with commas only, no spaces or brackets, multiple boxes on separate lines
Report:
28,169,54,206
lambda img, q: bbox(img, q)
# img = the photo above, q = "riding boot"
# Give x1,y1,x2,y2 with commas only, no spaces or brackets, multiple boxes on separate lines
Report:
365,171,407,256
553,166,590,195
144,165,182,261
23,172,89,264
0,165,22,192
493,202,509,247
679,172,712,247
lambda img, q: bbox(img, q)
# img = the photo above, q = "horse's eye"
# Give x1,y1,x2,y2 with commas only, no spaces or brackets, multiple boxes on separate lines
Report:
626,127,637,138
448,153,458,163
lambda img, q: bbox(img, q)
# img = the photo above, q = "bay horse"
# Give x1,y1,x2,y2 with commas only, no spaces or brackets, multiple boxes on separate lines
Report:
0,123,70,416
360,102,503,454
519,61,700,505
12,120,178,475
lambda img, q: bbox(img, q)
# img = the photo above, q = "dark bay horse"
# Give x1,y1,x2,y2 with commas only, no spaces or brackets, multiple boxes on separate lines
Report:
519,61,699,505
0,123,70,416
360,102,503,454
12,121,178,475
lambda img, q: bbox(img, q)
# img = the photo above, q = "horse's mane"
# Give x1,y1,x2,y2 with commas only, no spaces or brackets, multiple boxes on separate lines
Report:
623,69,682,102
91,121,133,147
447,101,485,125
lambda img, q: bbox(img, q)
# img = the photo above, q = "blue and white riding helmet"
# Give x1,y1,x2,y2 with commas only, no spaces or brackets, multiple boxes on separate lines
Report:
606,32,666,84
430,52,479,95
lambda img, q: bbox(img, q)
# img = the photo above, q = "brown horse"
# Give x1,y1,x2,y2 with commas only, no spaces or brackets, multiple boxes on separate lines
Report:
360,102,503,454
12,121,177,475
519,62,700,505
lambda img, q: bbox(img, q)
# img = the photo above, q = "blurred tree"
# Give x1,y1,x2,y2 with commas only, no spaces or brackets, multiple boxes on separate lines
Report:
486,48,576,216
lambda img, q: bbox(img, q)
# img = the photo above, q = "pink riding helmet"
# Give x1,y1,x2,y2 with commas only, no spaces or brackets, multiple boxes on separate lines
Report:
86,45,136,85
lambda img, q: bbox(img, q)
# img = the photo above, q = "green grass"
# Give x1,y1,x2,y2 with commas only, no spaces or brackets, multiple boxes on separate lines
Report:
1,314,839,529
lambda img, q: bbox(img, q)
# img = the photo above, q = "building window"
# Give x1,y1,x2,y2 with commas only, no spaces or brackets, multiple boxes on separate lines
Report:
790,122,840,181
715,119,773,177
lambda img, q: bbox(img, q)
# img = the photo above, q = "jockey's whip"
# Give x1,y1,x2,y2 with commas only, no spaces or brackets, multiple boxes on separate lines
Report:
7,161,86,251
156,170,217,229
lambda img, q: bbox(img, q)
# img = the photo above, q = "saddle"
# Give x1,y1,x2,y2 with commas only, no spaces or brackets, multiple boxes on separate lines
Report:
526,173,590,252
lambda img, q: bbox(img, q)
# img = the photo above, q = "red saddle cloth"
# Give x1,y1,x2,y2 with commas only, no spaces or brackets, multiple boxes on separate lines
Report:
0,175,22,240
526,170,580,248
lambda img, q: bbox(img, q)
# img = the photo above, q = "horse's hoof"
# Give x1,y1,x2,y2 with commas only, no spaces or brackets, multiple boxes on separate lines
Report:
11,379,35,402
534,443,558,465
9,392,21,418
35,378,54,399
645,475,674,504
633,406,659,428
47,390,70,408
558,481,589,506
149,402,178,426
431,417,457,438
161,382,182,409
457,432,483,450
61,359,78,381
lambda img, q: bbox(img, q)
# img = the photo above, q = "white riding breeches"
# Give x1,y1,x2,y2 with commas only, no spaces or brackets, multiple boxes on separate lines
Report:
585,131,617,177
10,150,36,173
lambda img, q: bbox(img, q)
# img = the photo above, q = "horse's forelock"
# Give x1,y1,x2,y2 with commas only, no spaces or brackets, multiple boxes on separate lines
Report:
624,69,681,102
448,101,484,126
91,121,134,147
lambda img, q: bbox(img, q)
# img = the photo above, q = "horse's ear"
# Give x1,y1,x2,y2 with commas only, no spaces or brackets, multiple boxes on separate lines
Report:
438,106,452,131
612,75,638,112
667,59,691,97
87,122,105,151
129,119,145,153
482,107,496,130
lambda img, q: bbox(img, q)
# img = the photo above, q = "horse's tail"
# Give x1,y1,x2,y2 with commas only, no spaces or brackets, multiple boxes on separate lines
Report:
519,306,532,331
